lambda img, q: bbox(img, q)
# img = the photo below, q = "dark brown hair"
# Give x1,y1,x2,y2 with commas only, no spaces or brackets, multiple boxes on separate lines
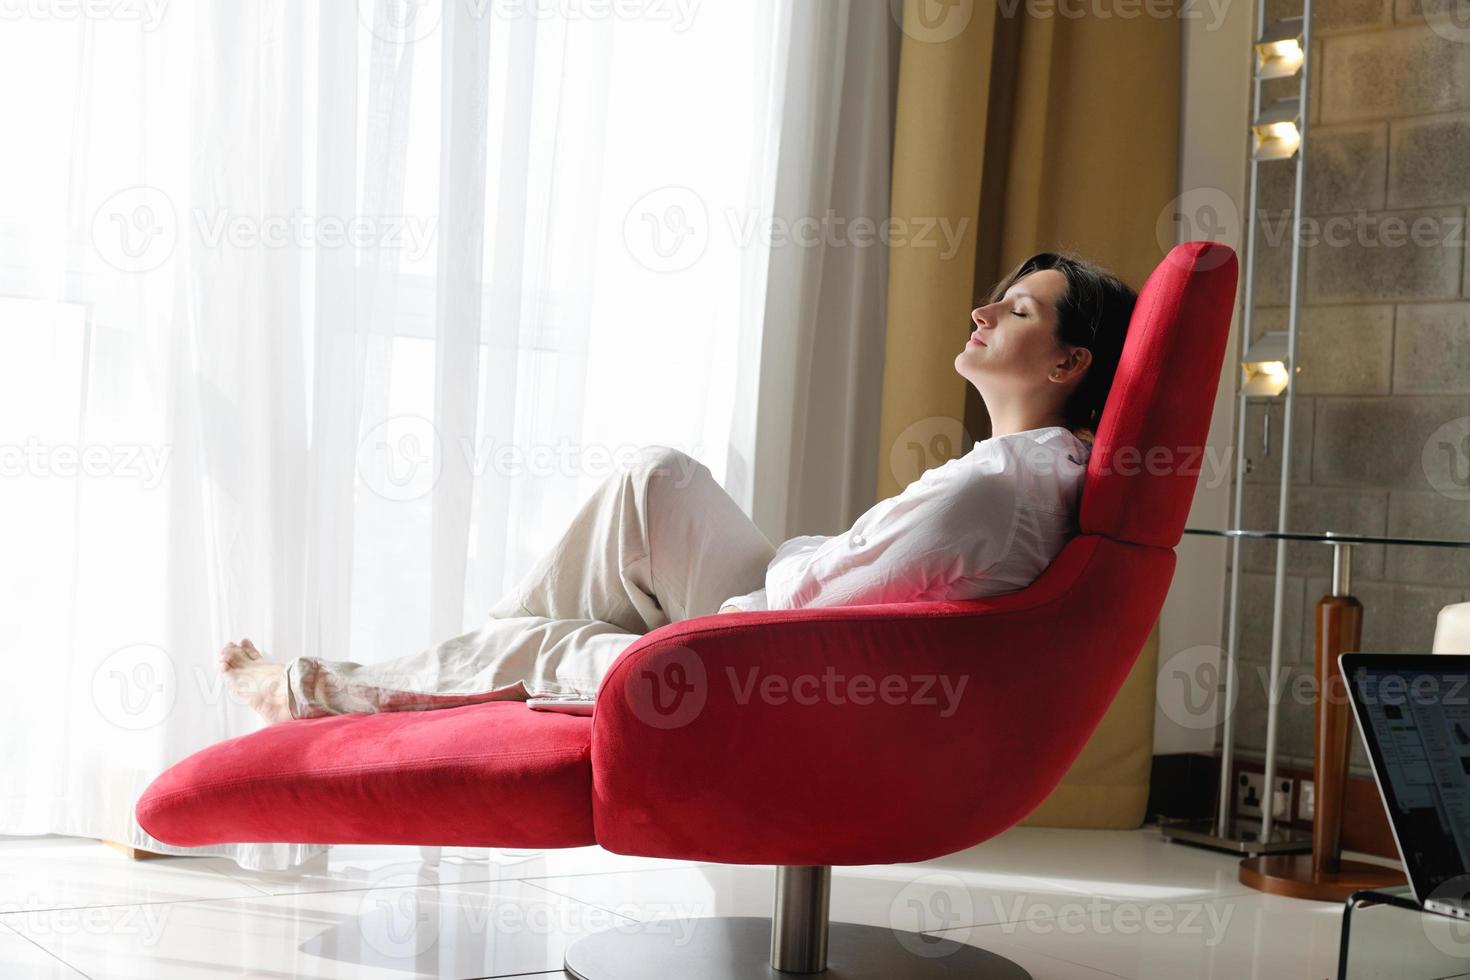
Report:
986,251,1138,442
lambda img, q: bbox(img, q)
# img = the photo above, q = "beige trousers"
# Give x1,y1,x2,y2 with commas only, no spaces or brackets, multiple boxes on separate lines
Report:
284,445,776,718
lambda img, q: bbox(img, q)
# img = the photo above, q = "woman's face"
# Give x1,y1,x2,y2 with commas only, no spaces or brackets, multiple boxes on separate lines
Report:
955,268,1080,389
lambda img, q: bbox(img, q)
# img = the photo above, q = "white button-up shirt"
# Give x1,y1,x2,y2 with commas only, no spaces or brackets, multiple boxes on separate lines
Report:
720,425,1091,611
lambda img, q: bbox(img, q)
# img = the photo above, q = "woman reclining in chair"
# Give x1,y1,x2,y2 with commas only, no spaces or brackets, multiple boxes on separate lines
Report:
220,251,1138,723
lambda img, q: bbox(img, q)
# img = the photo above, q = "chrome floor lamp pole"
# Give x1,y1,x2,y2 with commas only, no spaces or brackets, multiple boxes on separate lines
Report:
1257,0,1312,847
1161,0,1315,856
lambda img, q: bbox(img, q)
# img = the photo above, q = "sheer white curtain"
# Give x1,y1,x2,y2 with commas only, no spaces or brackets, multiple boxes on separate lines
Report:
735,2,900,540
0,0,893,871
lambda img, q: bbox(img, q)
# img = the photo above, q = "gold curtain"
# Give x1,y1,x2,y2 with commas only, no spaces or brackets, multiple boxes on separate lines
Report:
879,0,1181,828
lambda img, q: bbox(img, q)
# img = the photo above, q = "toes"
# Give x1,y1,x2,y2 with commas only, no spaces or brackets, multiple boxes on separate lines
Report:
218,642,248,669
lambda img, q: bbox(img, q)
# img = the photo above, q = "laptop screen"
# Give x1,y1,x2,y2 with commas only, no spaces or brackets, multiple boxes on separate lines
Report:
1343,655,1470,903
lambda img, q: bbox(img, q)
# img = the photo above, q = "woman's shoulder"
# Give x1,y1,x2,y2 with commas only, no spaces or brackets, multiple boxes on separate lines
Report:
987,426,1090,472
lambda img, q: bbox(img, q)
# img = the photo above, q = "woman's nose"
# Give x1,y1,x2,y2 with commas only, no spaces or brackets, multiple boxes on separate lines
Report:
971,307,988,327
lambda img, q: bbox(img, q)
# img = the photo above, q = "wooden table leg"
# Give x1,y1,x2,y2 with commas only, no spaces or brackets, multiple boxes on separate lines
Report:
1238,570,1405,902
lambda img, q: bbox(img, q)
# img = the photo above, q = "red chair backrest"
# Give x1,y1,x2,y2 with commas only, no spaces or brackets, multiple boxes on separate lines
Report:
1080,241,1239,549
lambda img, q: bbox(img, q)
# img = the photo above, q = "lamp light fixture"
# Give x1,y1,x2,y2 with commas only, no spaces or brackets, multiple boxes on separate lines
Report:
1241,331,1292,397
1255,17,1304,79
1251,98,1301,161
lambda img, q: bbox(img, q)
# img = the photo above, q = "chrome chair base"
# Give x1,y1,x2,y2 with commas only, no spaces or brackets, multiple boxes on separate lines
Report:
562,915,1031,979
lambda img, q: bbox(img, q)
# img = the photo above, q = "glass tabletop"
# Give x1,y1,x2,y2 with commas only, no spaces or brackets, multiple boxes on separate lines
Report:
1182,527,1470,550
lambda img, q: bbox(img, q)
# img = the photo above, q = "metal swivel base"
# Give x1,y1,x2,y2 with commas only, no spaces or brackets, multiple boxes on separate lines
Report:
562,916,1032,979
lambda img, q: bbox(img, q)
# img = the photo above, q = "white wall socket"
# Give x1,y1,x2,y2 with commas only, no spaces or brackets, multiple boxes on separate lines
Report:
1236,772,1265,818
1235,771,1293,821
1299,780,1315,823
1272,777,1292,820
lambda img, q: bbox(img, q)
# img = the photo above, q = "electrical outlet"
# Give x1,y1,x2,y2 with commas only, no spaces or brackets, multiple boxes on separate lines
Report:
1236,772,1265,819
1273,777,1293,821
1299,780,1315,823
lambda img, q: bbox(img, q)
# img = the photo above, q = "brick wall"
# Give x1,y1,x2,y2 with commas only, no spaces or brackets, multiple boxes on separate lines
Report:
1225,0,1470,775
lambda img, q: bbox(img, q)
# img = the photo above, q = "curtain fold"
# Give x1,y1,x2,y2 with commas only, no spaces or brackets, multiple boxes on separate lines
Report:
880,0,1183,827
735,0,902,541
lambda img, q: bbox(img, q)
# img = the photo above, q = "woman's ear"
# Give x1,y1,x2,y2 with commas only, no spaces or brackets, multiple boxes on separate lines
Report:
1051,347,1091,382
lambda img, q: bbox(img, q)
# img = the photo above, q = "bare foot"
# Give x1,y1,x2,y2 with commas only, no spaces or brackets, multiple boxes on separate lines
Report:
219,638,292,724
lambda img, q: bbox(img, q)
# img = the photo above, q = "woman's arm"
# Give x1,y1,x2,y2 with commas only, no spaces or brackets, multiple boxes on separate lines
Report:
717,585,768,613
761,448,1020,610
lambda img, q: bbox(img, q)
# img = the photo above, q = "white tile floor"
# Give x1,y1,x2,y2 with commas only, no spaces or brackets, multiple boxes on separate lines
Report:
0,826,1465,979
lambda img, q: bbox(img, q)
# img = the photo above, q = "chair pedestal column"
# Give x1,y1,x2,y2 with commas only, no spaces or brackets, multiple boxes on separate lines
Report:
771,865,831,972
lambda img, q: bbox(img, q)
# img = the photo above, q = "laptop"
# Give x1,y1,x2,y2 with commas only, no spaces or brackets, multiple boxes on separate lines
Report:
1341,652,1470,917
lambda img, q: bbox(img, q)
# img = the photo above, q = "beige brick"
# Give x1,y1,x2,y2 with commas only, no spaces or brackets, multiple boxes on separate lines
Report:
1313,395,1470,489
1321,25,1470,124
1393,301,1470,393
1250,212,1297,307
1396,0,1470,19
1232,570,1308,667
1385,490,1470,582
1389,113,1470,208
1304,206,1464,302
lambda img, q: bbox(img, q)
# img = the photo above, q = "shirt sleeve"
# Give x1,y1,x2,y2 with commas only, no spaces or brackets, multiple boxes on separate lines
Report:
761,445,1021,610
718,586,769,612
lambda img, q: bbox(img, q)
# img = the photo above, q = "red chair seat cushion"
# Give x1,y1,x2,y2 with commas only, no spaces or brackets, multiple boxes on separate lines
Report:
136,701,595,848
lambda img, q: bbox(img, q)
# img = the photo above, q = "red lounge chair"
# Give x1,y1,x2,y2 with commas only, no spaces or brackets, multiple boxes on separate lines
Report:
137,240,1240,979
